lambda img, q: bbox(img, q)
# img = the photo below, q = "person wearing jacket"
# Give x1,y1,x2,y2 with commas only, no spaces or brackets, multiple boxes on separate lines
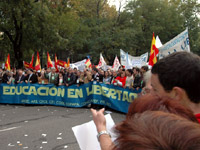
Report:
112,70,126,87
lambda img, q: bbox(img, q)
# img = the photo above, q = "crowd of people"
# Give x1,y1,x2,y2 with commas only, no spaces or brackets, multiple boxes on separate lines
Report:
0,64,150,91
1,51,200,149
91,51,200,150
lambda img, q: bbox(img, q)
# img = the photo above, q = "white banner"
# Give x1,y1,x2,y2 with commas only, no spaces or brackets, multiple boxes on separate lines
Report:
70,59,87,71
159,28,190,59
120,49,148,68
131,52,148,67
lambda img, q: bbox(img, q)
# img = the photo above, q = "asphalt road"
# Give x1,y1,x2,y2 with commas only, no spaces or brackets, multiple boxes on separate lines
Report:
0,104,125,150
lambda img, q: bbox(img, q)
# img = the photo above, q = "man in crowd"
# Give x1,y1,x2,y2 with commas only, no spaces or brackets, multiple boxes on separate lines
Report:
63,67,76,86
110,71,118,85
91,67,99,82
25,69,38,83
2,70,11,84
15,69,25,84
133,67,141,90
44,67,59,85
125,69,134,89
151,51,200,122
0,68,3,83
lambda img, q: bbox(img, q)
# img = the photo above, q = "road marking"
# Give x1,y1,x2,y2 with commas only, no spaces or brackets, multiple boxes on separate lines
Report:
0,126,21,132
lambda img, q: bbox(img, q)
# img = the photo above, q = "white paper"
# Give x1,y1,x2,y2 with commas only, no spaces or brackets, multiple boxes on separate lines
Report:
72,114,116,150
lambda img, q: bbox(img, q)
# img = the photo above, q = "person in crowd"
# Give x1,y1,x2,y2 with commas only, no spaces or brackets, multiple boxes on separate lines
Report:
23,69,28,78
63,67,76,86
76,70,84,86
107,69,112,78
0,68,4,83
12,68,17,78
133,67,141,90
141,70,152,95
113,111,200,150
140,65,149,88
140,65,149,74
124,69,134,89
110,71,118,84
58,71,64,86
117,66,123,76
35,70,41,78
103,71,111,84
2,70,11,84
92,67,100,82
98,69,104,83
38,70,48,84
151,51,200,122
8,72,15,84
112,69,126,87
79,69,92,84
73,67,78,75
15,69,25,84
45,67,59,85
25,69,38,83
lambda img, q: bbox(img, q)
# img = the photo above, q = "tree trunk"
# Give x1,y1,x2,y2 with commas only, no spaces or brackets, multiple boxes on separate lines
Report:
13,45,23,69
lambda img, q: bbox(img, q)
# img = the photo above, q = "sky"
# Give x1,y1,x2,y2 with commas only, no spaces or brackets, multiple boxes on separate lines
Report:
108,0,127,10
109,0,200,10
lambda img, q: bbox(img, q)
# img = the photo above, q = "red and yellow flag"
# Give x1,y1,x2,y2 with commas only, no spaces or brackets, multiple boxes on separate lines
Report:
5,54,10,71
54,54,59,72
85,59,92,68
149,33,159,66
30,54,34,69
35,51,41,71
24,61,30,68
24,54,34,69
67,58,70,67
47,52,53,68
57,60,66,67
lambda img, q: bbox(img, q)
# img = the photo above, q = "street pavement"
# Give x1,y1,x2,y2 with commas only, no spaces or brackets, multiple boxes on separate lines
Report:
0,104,126,150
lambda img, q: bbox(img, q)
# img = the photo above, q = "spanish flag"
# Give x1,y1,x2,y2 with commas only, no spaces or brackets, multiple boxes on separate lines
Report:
85,59,92,68
54,54,59,72
23,54,34,69
30,54,34,69
47,52,53,68
149,33,159,66
35,51,41,71
5,54,10,71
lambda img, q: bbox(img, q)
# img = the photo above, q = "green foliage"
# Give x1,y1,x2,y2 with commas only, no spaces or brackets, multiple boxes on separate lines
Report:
0,0,199,67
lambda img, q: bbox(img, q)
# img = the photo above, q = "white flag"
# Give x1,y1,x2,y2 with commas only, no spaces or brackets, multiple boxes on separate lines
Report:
155,35,163,48
159,28,190,59
97,53,107,69
112,56,121,71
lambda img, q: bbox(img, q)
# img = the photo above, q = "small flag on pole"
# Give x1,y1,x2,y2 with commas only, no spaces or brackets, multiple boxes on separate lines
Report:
47,52,53,68
35,51,41,71
5,54,10,71
149,33,159,66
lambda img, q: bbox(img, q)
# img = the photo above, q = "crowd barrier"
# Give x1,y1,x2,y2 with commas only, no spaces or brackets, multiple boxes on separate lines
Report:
0,82,141,113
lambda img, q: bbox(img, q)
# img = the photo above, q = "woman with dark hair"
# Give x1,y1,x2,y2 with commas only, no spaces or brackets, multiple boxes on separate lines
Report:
103,71,111,84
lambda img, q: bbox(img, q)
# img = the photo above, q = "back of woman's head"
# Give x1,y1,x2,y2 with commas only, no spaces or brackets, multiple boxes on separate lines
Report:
114,111,200,150
127,94,198,123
